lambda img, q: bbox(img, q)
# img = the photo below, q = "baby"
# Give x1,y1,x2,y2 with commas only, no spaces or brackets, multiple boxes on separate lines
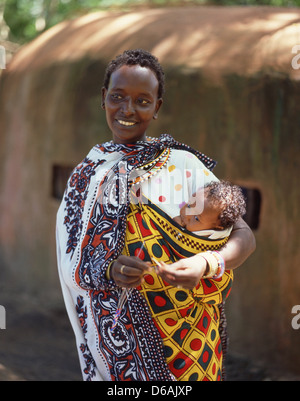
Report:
173,180,246,238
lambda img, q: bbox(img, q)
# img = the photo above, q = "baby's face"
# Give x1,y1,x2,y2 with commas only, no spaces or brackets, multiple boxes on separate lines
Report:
178,188,223,232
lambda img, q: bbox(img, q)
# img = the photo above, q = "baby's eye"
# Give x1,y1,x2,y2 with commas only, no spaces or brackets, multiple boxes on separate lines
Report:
194,216,199,221
187,204,191,208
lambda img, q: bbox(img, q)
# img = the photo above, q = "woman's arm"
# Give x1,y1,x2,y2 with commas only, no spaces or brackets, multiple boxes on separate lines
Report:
218,217,256,270
156,218,256,289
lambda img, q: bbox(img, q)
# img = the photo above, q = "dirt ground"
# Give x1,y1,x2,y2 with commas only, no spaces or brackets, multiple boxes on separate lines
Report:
0,289,298,382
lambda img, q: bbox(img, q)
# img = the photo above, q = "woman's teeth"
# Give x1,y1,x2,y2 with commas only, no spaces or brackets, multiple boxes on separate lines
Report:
118,120,136,126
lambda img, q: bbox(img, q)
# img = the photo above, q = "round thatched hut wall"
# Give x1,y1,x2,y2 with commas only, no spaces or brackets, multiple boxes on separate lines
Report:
0,6,299,375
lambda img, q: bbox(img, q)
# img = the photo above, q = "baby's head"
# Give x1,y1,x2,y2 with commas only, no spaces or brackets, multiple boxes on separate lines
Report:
177,180,246,232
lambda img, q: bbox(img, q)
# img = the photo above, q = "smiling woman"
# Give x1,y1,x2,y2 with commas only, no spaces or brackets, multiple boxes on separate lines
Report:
56,49,255,382
101,64,163,144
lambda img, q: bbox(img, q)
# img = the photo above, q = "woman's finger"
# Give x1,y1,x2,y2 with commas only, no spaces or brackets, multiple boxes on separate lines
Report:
111,256,151,287
114,266,146,288
118,263,151,277
117,255,151,274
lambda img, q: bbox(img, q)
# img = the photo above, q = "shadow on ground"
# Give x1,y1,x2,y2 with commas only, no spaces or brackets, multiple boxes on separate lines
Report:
0,295,298,381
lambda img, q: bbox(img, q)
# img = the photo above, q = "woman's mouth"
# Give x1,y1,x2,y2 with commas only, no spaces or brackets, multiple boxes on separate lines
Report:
117,120,137,127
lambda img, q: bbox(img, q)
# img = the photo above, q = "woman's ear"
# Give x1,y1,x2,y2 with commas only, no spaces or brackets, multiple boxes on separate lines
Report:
101,87,107,110
153,98,163,120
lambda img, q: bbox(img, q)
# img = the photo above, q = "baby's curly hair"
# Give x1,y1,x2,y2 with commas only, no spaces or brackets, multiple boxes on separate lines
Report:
103,49,165,99
205,180,246,229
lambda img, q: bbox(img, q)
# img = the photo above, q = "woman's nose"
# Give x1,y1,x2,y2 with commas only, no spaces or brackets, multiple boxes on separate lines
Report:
122,98,135,116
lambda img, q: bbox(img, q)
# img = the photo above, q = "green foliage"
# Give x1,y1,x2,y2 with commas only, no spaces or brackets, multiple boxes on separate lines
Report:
3,0,102,43
3,0,300,44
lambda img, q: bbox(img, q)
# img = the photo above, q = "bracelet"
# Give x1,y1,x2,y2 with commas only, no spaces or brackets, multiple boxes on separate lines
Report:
105,260,115,280
201,252,219,279
210,251,225,279
201,251,226,279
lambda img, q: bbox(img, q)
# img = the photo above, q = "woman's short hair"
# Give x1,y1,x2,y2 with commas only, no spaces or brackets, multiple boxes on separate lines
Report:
103,49,165,99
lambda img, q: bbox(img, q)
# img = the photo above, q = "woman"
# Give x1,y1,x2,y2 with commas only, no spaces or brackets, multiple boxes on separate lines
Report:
56,49,255,381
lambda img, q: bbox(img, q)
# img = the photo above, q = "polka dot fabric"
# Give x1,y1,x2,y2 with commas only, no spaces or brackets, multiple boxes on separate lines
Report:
140,148,218,220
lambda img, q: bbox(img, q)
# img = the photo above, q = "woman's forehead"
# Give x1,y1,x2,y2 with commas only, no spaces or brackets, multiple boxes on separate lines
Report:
109,64,159,94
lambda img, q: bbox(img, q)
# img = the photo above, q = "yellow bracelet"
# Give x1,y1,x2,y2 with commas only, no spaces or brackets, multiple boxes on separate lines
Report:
106,260,115,280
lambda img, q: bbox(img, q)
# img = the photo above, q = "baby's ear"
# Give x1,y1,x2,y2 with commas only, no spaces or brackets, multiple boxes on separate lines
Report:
215,224,224,231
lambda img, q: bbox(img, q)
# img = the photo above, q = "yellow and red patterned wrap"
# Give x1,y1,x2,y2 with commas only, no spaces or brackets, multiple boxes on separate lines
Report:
123,200,233,381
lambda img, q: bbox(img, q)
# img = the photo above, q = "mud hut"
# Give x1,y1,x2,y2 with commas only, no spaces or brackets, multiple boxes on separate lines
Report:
0,6,299,376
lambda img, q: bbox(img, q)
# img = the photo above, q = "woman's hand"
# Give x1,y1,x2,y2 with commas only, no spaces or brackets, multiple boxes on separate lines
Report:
110,255,151,288
155,254,208,290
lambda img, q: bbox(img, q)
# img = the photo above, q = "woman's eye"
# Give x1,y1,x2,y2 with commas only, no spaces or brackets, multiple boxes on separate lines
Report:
194,216,199,221
187,204,191,208
111,94,122,100
138,98,150,105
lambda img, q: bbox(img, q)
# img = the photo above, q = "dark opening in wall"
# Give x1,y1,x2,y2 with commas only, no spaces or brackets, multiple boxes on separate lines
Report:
241,187,261,230
52,165,73,200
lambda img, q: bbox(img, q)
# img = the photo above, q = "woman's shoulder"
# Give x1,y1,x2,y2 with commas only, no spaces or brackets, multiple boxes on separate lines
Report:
168,148,206,168
84,142,122,160
166,148,218,185
157,134,216,171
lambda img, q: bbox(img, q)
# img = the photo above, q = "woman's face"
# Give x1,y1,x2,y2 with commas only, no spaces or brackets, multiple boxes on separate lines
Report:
102,65,163,144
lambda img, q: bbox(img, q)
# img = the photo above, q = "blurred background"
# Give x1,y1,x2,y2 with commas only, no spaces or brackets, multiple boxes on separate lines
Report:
0,0,300,381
